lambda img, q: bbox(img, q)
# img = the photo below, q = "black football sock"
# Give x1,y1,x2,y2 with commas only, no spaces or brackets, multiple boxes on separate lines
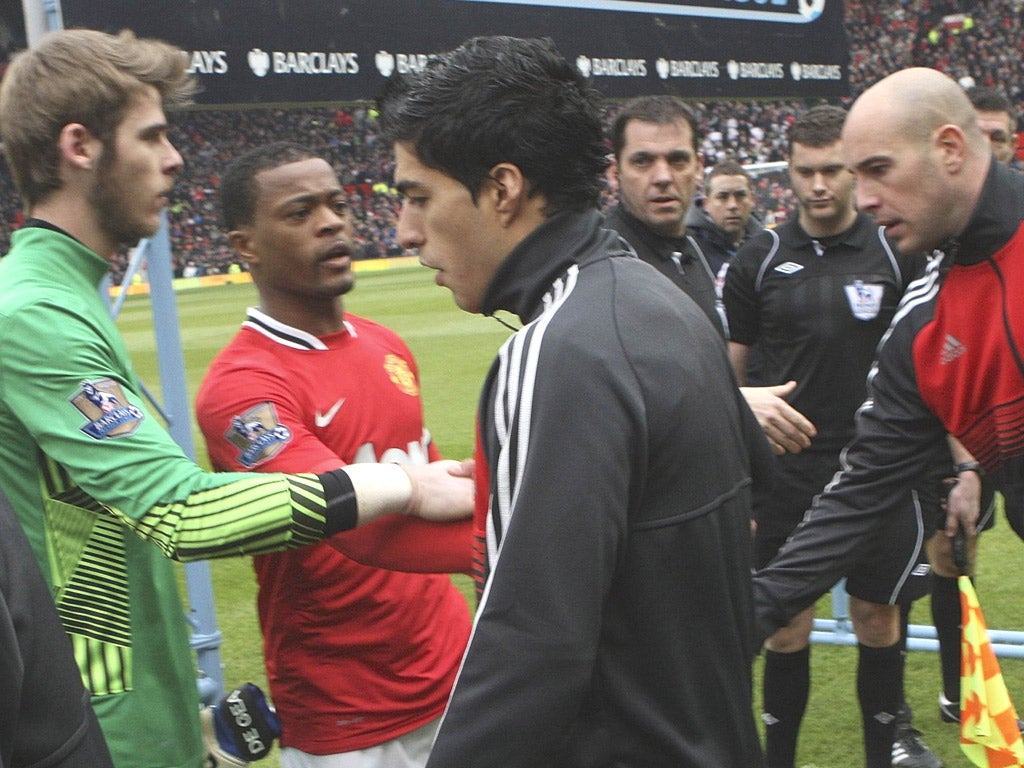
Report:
897,602,912,725
858,641,903,768
931,574,962,704
763,646,810,768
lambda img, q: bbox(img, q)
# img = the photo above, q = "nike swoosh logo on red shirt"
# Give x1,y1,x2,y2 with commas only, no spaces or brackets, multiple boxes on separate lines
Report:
314,398,345,428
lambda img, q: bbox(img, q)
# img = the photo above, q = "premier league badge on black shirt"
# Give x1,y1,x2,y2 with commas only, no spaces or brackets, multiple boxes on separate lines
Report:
845,280,884,320
71,378,145,439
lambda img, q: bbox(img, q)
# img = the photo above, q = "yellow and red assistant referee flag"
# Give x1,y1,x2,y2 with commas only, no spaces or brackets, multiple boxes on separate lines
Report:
959,575,1024,767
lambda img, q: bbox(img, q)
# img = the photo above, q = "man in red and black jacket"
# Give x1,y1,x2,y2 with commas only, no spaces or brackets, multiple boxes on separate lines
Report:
755,68,1024,641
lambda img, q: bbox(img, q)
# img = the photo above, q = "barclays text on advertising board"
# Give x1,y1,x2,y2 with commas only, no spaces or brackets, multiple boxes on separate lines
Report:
62,0,848,102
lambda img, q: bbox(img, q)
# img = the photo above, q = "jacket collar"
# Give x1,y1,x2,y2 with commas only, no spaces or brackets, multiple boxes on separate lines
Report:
945,159,1024,266
605,203,689,260
481,209,621,323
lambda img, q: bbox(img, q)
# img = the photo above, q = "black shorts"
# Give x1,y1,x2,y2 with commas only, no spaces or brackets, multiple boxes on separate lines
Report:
754,453,931,606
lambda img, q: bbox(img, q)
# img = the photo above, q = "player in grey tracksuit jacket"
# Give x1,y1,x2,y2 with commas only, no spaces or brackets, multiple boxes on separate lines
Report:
426,208,771,768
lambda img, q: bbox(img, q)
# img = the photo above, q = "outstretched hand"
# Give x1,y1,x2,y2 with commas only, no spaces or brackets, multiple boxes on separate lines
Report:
402,459,475,521
740,381,816,455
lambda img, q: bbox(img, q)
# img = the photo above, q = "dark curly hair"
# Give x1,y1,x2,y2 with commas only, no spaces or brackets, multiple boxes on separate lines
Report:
377,36,608,215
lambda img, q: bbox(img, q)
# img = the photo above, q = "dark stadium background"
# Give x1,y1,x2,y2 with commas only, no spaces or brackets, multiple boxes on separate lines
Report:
0,1,1021,281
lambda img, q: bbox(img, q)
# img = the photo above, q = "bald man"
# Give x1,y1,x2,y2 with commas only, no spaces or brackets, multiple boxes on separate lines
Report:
753,67,1024,652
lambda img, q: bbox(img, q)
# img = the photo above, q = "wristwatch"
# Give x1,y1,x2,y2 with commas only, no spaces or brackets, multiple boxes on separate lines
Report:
954,460,983,476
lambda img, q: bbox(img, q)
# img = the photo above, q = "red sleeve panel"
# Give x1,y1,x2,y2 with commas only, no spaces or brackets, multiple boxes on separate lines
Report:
914,225,1024,472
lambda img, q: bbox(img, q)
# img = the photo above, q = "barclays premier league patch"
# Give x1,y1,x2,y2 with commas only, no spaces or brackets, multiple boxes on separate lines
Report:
844,280,884,321
71,378,145,439
225,402,292,468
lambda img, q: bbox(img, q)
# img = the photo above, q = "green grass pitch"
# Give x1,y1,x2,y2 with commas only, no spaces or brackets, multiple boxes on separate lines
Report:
116,264,1024,768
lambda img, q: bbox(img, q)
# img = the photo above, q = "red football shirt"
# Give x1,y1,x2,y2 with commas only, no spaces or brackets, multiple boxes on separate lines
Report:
197,308,472,754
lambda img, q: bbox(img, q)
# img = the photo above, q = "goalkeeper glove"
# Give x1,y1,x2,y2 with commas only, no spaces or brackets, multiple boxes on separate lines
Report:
201,683,281,767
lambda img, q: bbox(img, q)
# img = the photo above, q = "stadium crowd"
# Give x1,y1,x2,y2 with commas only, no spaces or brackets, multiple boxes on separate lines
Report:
0,0,1021,283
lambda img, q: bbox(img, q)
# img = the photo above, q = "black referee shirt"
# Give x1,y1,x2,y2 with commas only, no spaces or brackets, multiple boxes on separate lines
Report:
724,212,927,456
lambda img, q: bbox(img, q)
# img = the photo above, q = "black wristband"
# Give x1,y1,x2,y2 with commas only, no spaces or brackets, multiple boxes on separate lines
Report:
318,468,358,535
954,461,983,476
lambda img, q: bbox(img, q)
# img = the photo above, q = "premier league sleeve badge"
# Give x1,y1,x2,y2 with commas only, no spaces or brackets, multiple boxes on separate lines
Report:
225,402,292,468
71,378,145,439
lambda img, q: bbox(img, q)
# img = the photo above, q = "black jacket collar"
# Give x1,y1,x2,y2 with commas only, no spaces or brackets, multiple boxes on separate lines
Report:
481,209,622,323
946,159,1024,266
603,203,691,262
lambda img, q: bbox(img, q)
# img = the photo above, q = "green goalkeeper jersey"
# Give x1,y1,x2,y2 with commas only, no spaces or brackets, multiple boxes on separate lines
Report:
0,225,334,768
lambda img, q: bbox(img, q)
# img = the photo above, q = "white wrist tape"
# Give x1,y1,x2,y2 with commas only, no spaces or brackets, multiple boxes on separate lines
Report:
343,463,413,521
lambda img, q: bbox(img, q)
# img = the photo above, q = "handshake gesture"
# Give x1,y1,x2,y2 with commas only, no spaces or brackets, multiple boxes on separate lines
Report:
340,459,475,526
401,459,475,521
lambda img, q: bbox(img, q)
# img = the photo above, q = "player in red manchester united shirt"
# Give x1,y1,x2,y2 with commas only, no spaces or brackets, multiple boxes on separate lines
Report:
197,142,472,768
